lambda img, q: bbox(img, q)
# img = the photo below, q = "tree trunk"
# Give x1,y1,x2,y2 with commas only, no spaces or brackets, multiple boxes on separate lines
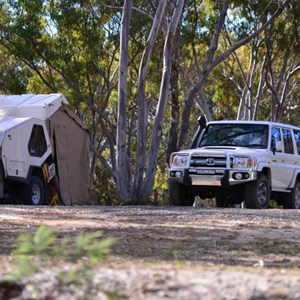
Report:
237,43,258,120
179,0,229,148
116,0,132,202
142,0,185,202
166,23,181,160
195,90,212,121
131,0,168,204
252,53,267,120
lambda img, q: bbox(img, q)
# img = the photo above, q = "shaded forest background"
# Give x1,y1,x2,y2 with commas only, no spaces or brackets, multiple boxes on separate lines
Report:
1,0,300,205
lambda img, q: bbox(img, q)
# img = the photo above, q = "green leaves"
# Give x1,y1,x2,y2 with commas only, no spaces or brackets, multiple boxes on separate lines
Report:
73,230,116,263
14,225,57,255
4,225,117,281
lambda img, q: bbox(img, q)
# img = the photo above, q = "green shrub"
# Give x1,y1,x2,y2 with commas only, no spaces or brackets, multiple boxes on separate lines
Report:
4,225,116,282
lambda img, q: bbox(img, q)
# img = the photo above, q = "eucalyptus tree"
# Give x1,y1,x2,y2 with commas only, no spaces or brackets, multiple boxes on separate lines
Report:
263,2,300,122
0,46,30,94
219,0,300,122
117,0,184,203
222,23,268,121
174,0,290,149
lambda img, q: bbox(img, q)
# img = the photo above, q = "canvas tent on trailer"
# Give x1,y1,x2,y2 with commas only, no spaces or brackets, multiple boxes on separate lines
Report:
49,104,91,205
0,93,91,205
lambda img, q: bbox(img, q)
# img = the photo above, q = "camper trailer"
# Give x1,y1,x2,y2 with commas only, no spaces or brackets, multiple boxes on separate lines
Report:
0,93,90,205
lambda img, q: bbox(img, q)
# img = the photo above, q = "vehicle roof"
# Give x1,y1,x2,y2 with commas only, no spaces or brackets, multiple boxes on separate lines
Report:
0,93,68,120
0,116,33,132
207,120,300,130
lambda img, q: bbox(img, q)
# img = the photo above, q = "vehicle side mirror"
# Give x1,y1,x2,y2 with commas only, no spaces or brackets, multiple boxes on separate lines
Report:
190,116,207,149
197,116,207,127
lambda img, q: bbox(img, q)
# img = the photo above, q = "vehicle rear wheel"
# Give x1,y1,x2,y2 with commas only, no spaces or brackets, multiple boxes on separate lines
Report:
22,176,45,205
169,180,195,206
244,174,270,209
282,180,300,209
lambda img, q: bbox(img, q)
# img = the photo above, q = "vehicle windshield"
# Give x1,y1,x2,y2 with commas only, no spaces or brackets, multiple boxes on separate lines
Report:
198,123,269,149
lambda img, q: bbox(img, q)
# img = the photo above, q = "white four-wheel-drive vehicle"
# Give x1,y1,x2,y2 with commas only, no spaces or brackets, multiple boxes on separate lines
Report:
168,116,300,209
0,94,91,206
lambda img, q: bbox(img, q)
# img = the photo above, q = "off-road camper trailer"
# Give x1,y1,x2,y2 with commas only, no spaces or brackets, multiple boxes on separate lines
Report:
0,93,90,205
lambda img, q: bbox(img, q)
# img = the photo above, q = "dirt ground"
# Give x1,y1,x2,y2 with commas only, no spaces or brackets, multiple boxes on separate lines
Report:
0,205,299,299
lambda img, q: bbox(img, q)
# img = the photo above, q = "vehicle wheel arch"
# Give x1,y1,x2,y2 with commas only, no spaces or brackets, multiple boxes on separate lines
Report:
260,167,272,190
260,167,271,179
22,166,48,205
288,171,300,190
282,175,300,209
27,166,45,183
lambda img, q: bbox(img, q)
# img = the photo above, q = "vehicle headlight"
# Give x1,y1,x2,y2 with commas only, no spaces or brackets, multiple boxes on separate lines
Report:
232,156,255,168
171,154,189,168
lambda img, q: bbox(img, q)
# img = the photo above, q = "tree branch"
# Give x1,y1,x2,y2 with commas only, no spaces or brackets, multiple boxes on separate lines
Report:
210,0,290,73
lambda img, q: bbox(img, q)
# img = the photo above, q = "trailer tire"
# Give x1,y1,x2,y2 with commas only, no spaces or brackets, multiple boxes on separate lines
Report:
23,176,45,205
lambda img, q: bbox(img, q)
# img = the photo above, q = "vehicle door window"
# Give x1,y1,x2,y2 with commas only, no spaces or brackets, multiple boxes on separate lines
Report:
282,129,294,154
28,125,47,157
271,127,283,152
294,130,300,155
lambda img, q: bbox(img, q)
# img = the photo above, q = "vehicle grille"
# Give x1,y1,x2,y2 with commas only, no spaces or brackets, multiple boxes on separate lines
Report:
190,154,227,168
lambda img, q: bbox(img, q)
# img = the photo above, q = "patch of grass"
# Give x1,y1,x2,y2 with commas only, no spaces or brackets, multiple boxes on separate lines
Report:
250,239,300,256
106,290,129,300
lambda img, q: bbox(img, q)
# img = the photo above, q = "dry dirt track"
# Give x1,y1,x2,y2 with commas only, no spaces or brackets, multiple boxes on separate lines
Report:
0,205,299,299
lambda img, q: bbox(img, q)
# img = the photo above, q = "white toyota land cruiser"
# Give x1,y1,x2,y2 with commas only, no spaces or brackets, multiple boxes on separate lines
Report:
168,116,300,209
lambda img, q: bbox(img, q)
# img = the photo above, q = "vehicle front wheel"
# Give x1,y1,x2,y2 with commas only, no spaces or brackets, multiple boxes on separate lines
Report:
22,176,45,205
244,174,270,209
169,180,195,206
282,180,300,209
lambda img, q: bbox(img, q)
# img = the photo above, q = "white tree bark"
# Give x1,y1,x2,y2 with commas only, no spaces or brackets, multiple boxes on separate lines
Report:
235,38,260,120
266,50,300,121
116,0,132,202
142,0,185,201
131,0,168,203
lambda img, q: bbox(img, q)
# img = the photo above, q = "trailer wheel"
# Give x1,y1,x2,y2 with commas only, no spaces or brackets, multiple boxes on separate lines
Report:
23,176,45,205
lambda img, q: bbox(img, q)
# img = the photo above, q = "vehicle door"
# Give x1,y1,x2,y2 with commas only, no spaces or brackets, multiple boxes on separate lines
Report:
270,127,296,189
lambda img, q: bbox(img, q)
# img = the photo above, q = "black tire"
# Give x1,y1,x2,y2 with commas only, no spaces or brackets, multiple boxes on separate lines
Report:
282,180,300,209
244,174,270,209
169,180,195,206
22,176,45,205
